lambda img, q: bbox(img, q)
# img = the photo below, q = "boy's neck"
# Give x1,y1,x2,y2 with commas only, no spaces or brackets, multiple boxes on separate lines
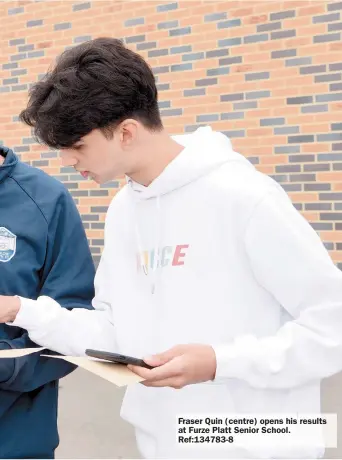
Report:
129,133,184,187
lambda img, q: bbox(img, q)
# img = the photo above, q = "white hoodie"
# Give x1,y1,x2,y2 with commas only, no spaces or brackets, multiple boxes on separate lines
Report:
11,127,342,459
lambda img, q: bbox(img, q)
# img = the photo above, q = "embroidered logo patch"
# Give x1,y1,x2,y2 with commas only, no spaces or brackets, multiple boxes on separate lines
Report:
0,227,17,263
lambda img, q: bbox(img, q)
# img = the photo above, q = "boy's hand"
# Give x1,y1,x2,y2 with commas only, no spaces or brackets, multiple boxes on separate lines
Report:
128,344,216,389
0,296,21,323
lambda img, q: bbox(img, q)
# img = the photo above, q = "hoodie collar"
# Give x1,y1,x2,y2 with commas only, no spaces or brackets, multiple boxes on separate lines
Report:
0,147,19,184
128,126,252,200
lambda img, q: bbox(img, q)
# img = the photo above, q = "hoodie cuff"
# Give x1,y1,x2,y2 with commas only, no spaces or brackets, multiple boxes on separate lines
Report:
212,336,260,382
7,296,40,330
212,344,243,382
213,335,286,383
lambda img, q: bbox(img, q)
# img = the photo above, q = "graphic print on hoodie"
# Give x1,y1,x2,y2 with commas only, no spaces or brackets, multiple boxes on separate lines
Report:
13,127,342,459
136,244,190,272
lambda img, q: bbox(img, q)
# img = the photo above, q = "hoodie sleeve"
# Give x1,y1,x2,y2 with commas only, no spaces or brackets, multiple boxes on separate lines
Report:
213,187,342,389
9,243,117,359
1,189,108,391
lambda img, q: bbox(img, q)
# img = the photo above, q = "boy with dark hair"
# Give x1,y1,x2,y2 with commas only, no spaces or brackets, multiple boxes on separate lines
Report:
1,37,342,459
0,146,95,458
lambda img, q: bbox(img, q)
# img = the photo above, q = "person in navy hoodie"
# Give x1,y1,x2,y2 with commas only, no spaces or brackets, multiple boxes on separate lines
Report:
0,145,95,459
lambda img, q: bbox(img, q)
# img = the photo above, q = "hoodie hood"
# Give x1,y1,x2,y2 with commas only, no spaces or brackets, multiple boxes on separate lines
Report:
0,147,18,184
129,126,252,199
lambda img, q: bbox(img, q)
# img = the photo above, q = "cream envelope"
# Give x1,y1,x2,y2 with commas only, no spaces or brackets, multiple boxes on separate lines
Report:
0,348,143,387
0,347,45,358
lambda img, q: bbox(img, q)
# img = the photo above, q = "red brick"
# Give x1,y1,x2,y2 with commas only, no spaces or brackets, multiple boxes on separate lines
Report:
329,251,341,262
314,53,342,64
283,16,312,29
271,68,299,80
298,44,328,57
242,146,274,156
330,43,342,52
289,193,318,203
286,37,312,48
259,41,287,52
298,5,326,16
231,7,255,17
245,52,270,63
244,14,268,24
259,136,288,146
215,2,240,13
248,109,275,119
135,24,157,34
287,115,315,125
302,144,330,153
37,41,53,49
255,2,285,14
331,103,342,112
272,87,300,97
257,165,275,174
192,40,217,52
298,24,328,37
302,212,320,222
233,119,260,129
275,106,300,117
318,172,342,182
285,75,315,87
316,113,342,123
193,58,220,71
189,4,216,16
247,128,274,137
232,44,259,56
320,232,342,242
260,155,288,165
302,124,330,134
259,98,286,109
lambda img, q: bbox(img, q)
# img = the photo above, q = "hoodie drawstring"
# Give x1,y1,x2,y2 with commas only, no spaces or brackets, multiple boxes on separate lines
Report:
151,195,162,294
131,181,162,294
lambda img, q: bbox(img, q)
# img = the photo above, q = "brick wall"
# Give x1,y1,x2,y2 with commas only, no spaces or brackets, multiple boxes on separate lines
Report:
1,0,341,267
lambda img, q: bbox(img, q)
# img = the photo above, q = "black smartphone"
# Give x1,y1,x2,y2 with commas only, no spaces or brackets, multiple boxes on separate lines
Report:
85,349,154,369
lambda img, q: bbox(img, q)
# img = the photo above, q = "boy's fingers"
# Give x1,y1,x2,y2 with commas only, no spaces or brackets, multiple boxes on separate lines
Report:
129,360,178,383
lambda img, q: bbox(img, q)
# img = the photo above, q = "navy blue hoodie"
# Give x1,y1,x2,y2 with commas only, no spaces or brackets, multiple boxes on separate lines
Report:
0,147,95,459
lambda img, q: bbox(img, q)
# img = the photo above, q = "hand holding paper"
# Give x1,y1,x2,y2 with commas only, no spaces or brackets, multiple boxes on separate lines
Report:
128,343,217,389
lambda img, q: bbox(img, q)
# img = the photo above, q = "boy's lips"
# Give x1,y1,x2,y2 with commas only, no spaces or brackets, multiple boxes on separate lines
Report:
80,171,89,179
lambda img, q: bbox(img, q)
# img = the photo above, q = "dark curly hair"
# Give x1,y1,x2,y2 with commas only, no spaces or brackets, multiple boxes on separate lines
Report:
19,37,163,149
